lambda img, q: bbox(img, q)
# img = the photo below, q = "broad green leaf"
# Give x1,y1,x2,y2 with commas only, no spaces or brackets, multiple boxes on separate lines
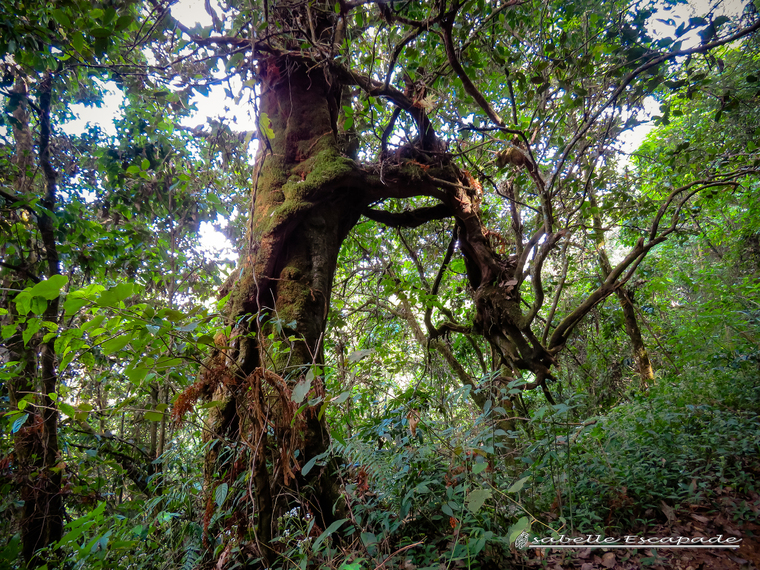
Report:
332,390,351,404
22,318,42,346
466,489,492,513
508,516,531,545
82,315,106,332
96,283,133,307
347,348,374,363
124,365,149,384
101,333,132,355
301,455,318,476
115,15,132,30
91,27,112,38
259,113,275,140
145,411,162,421
70,31,85,53
14,293,32,316
508,476,530,493
155,357,182,370
52,8,72,28
30,275,68,300
291,377,312,404
215,483,228,507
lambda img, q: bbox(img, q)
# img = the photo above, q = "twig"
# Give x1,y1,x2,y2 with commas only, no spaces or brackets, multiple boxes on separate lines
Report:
372,541,424,569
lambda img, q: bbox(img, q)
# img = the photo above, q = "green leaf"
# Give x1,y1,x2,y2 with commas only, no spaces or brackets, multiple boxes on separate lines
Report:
124,366,149,384
82,315,106,332
347,348,374,363
472,461,488,475
101,333,132,355
215,483,228,507
59,402,77,418
115,15,133,30
22,318,42,346
258,113,275,140
144,411,162,421
312,518,347,552
466,489,491,513
176,321,199,332
301,455,318,476
63,294,89,314
90,27,112,38
360,532,377,547
71,31,85,53
508,476,530,493
291,376,312,404
52,8,72,28
12,414,29,433
159,309,185,322
30,275,68,300
332,390,351,405
508,516,531,545
96,283,133,307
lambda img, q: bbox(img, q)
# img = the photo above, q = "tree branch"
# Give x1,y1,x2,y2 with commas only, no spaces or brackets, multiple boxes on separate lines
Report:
362,204,451,227
549,17,760,194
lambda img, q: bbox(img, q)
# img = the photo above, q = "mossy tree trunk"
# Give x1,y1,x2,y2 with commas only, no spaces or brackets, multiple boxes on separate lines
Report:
202,56,372,564
197,52,465,563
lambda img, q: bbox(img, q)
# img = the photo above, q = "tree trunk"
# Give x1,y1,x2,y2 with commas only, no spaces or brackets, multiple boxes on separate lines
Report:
3,73,64,567
588,188,655,389
200,55,363,564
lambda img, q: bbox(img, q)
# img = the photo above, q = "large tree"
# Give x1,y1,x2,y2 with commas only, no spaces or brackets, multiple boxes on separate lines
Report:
160,0,760,564
4,0,759,565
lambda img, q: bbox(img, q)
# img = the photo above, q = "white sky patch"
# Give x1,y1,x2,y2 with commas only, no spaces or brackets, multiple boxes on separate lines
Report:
171,0,214,27
60,80,123,137
182,76,259,134
618,97,660,156
198,218,239,262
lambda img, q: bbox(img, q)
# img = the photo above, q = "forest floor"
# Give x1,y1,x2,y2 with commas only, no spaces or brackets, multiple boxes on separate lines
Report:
508,479,760,569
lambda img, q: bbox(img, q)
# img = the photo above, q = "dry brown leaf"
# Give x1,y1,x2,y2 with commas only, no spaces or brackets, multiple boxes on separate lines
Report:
661,500,676,523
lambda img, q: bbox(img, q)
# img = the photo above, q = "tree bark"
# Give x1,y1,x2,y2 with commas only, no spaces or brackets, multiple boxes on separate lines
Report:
201,55,364,564
588,188,655,389
3,73,64,567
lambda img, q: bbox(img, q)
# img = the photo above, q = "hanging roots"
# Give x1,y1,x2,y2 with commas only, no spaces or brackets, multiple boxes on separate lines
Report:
174,358,322,487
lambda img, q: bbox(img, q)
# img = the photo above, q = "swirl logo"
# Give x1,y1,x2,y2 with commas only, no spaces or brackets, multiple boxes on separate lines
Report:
515,531,530,549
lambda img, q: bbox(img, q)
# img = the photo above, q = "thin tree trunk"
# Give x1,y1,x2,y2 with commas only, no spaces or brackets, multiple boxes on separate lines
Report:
4,73,64,567
588,188,654,389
